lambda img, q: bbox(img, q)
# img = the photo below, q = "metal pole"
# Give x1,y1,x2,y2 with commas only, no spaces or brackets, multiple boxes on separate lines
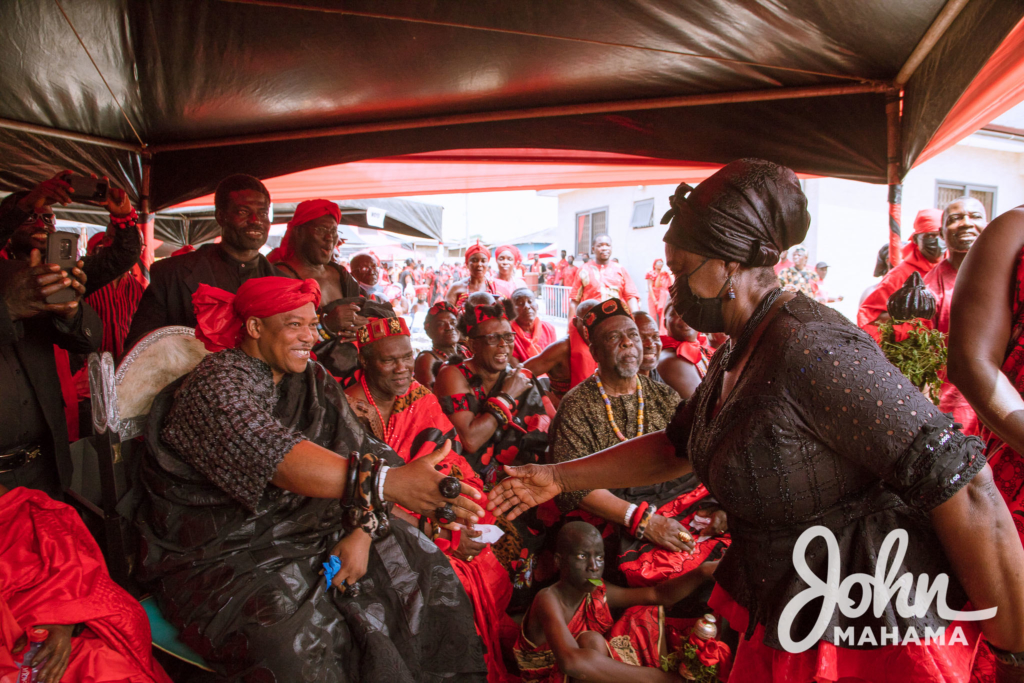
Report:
0,116,143,153
140,156,156,271
886,90,903,268
149,82,888,153
894,0,972,87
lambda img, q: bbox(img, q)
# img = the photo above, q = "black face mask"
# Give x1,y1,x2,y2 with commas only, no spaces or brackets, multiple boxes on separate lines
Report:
917,233,946,262
671,259,731,333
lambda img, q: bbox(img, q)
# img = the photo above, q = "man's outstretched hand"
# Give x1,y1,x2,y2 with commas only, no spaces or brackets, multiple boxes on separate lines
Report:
487,464,562,520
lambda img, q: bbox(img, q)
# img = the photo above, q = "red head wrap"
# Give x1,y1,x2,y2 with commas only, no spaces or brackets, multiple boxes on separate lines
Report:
87,232,112,255
193,276,322,352
270,199,342,263
465,241,490,265
427,301,459,321
464,303,508,336
494,244,522,267
912,209,942,236
355,316,410,349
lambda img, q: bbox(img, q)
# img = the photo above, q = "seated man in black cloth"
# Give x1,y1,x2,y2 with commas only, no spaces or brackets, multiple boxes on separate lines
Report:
136,275,487,682
125,174,278,350
0,173,140,496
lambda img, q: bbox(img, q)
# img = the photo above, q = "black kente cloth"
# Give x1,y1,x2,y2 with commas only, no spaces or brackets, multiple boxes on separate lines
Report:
136,358,486,683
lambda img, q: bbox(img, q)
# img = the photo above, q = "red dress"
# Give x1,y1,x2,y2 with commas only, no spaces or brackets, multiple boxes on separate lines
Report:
0,488,172,683
645,264,673,333
924,258,980,435
512,317,557,362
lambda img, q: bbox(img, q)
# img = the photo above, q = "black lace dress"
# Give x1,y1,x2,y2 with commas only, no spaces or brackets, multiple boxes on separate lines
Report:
667,295,986,650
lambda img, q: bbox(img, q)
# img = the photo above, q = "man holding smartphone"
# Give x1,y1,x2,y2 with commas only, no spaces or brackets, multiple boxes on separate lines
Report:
0,171,141,496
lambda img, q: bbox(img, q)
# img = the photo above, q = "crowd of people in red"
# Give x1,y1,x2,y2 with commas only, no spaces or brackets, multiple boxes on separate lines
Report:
3,163,1024,683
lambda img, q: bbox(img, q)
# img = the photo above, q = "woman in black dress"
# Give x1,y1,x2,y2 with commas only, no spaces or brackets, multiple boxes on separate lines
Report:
488,159,1024,682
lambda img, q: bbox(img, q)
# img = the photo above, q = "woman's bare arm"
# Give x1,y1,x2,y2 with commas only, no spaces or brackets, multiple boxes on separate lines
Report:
930,466,1024,650
657,351,702,399
433,364,499,454
489,430,692,519
948,206,1024,454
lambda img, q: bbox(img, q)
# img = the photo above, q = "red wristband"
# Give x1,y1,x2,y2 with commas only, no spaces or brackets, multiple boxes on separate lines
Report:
629,501,649,537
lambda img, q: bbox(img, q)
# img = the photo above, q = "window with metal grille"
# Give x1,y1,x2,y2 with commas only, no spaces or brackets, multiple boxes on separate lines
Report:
935,181,997,220
575,207,608,255
630,198,655,228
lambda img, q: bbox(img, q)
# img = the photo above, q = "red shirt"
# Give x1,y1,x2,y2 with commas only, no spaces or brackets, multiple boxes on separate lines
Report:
569,260,639,305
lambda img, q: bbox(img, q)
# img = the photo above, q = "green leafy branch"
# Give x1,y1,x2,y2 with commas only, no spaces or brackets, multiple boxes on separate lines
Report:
877,319,946,405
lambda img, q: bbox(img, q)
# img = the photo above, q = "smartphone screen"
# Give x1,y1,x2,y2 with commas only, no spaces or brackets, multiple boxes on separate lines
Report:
67,174,108,203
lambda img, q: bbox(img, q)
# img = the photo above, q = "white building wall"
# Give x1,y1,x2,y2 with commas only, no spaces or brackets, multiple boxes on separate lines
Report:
554,138,1024,323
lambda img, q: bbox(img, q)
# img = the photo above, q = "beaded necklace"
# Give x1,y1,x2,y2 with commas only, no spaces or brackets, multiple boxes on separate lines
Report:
594,370,644,442
360,374,395,442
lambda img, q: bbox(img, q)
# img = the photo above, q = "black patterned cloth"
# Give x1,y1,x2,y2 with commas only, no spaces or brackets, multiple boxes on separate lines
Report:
137,348,486,682
667,294,986,649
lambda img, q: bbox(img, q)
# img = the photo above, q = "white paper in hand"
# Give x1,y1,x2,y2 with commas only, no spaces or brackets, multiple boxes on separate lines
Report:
473,524,505,545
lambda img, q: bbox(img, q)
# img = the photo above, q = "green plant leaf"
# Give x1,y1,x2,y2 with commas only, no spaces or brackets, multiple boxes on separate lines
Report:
588,578,604,586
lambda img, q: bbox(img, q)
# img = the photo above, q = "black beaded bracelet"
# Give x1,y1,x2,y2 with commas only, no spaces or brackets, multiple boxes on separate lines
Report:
316,313,336,342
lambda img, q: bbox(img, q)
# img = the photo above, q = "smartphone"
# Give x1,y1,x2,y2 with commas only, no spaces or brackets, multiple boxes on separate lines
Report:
45,231,80,304
67,174,108,204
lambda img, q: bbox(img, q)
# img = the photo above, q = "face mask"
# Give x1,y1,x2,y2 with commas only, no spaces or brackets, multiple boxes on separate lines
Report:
671,259,732,333
917,233,946,261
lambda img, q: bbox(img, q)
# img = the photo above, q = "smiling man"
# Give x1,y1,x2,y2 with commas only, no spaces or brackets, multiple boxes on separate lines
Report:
550,299,727,588
125,174,279,350
925,196,988,435
344,311,520,682
136,276,487,682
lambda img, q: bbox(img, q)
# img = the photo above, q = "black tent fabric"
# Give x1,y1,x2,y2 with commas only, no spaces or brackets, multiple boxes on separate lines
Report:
0,0,1021,209
52,197,441,247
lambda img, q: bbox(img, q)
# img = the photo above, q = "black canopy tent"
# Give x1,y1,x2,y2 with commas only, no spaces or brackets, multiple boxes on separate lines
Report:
0,0,1022,263
51,196,443,248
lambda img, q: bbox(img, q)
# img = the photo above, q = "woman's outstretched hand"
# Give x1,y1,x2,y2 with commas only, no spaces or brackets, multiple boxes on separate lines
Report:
487,464,562,520
384,440,484,524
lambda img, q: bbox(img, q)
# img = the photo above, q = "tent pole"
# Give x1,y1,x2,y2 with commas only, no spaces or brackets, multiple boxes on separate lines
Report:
149,82,888,153
0,116,143,153
886,89,903,268
140,156,156,270
894,0,972,87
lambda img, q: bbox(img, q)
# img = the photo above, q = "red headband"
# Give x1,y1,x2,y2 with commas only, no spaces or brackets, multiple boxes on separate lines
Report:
193,277,322,352
465,241,490,264
355,316,410,349
912,208,942,236
465,304,508,335
494,244,522,266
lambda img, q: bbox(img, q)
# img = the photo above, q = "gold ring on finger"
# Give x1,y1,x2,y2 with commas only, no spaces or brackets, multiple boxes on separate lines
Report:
678,530,693,543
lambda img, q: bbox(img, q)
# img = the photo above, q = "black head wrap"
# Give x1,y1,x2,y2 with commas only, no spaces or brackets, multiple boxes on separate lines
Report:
660,158,809,268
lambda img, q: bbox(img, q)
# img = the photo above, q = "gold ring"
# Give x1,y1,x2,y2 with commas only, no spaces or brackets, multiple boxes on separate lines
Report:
466,555,475,562
678,530,693,543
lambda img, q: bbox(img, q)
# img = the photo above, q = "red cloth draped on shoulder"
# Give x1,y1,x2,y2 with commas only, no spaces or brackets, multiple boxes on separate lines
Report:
568,323,597,389
924,259,980,436
981,245,1024,545
0,487,172,683
345,378,518,683
511,318,557,362
514,583,618,682
710,584,980,683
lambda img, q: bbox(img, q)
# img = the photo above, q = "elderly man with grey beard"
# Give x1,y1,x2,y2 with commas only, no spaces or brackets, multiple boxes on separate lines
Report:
549,298,727,588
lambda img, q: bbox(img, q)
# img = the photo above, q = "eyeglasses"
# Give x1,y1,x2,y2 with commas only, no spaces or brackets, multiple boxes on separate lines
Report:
23,213,56,228
470,332,515,347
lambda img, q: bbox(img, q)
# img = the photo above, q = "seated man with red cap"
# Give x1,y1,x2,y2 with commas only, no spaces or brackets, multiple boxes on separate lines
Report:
135,276,488,682
344,311,519,683
270,198,373,378
446,241,508,308
857,208,945,342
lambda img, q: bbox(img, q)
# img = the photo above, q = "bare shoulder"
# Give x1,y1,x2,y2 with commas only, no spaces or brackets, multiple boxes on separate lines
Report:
434,363,469,395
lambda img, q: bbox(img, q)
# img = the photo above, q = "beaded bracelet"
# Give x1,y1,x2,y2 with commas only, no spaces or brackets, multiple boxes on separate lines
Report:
633,506,654,540
108,207,139,228
316,312,336,342
485,397,512,427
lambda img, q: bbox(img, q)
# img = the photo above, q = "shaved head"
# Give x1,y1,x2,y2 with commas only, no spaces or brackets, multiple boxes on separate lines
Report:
556,521,603,556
